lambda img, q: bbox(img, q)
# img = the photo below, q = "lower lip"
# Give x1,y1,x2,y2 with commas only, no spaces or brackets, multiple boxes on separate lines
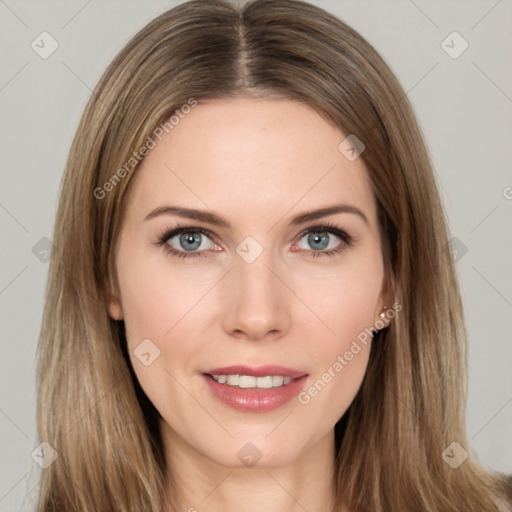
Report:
202,374,308,412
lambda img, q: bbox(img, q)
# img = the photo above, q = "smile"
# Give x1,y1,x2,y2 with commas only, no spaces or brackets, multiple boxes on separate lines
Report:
210,374,294,388
202,365,308,412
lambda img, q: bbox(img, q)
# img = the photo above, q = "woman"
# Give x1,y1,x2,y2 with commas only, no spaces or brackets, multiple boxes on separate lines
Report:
35,0,512,510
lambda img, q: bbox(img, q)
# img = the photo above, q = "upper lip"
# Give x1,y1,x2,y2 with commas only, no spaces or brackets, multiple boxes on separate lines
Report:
204,365,307,379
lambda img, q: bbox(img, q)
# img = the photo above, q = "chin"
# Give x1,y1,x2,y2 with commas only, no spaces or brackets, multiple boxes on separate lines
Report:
199,430,311,470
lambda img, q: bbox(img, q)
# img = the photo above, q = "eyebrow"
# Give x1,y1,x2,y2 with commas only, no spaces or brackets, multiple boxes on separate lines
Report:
143,204,369,227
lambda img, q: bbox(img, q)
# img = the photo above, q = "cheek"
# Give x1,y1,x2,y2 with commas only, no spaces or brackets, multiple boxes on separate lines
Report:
115,247,228,418
292,247,384,347
295,291,374,431
292,250,383,420
115,250,216,418
117,245,220,346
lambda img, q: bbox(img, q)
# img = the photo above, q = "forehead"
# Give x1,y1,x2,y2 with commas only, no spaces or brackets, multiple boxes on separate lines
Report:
125,98,376,226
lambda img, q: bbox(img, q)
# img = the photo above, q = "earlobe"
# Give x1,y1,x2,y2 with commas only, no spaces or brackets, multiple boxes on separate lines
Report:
108,294,123,321
375,274,395,328
375,307,391,329
106,278,123,320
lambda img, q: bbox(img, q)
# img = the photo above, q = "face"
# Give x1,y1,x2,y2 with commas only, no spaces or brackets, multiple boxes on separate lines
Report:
108,98,392,470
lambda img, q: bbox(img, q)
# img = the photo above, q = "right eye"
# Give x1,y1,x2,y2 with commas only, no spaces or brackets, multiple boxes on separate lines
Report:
155,226,222,259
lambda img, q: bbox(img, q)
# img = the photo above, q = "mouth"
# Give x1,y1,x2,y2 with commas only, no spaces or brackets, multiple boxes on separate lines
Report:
202,365,308,412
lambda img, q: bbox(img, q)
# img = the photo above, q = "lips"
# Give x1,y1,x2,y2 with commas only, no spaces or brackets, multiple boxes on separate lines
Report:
201,365,309,412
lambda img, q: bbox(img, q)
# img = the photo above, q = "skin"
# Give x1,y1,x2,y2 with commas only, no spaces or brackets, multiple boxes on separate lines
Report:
108,98,393,512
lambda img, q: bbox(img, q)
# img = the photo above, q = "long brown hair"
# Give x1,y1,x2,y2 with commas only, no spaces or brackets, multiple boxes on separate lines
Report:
35,0,511,510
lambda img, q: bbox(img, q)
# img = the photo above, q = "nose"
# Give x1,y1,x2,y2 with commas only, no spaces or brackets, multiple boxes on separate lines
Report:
221,255,291,342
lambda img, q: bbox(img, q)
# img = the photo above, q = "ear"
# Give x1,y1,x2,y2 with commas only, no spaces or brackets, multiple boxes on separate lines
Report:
106,276,123,321
373,272,395,328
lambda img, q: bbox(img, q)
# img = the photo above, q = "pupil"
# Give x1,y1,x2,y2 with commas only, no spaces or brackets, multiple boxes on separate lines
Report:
180,232,201,251
308,232,328,250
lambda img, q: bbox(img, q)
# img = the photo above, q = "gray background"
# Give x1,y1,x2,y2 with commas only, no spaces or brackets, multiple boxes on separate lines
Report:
1,0,511,510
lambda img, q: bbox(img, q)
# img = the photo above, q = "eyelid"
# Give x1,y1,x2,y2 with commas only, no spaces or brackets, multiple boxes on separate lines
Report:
154,221,354,259
292,222,354,254
154,224,221,250
295,223,345,241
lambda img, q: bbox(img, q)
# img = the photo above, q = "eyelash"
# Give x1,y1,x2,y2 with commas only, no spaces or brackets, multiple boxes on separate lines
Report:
153,221,354,260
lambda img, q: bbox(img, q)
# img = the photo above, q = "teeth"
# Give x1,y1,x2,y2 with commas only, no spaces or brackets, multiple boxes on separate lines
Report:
272,376,284,387
211,374,294,388
227,375,239,386
239,375,256,388
256,376,273,389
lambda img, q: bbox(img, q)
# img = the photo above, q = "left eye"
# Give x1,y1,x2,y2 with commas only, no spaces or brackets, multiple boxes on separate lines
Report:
296,229,343,252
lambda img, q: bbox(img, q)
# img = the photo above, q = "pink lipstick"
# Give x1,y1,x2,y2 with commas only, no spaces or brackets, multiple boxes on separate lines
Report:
202,365,308,413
